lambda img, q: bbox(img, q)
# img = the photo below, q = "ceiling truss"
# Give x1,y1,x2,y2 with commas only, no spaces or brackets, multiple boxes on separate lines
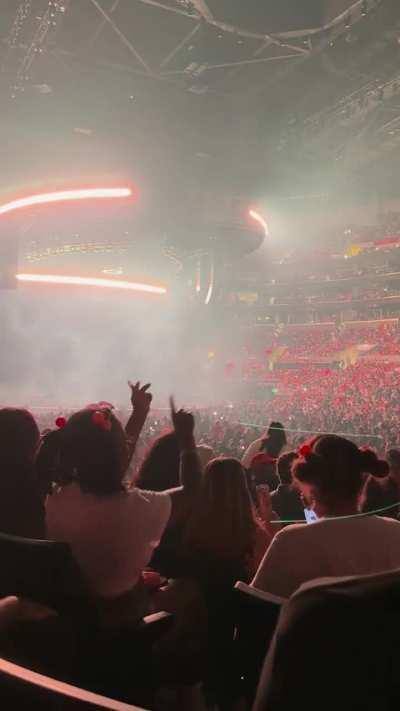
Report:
1,0,384,100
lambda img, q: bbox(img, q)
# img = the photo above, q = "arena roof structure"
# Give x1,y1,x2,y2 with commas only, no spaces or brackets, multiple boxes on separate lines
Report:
1,1,400,208
0,1,380,99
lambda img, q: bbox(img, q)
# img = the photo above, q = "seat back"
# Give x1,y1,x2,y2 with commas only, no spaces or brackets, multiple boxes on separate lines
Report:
254,569,400,711
233,582,283,703
0,656,147,710
0,532,89,615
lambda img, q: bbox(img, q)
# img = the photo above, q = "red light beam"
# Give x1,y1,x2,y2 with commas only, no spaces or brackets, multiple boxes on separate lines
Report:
0,187,132,217
16,273,167,295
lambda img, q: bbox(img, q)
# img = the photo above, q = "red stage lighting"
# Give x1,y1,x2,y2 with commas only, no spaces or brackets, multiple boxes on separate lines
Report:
16,273,167,295
0,187,132,217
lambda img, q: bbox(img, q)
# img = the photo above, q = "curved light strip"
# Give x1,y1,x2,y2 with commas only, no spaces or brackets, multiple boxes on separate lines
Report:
249,209,269,237
204,257,214,305
195,259,201,294
16,273,167,295
0,187,132,216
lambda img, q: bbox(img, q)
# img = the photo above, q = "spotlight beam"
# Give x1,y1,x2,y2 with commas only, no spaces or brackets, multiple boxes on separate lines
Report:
0,187,132,217
16,273,167,295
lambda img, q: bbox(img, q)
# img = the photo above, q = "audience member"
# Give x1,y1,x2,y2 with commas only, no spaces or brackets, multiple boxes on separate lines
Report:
151,458,273,673
0,408,45,538
182,458,272,582
252,435,400,598
242,421,286,472
4,362,400,705
151,456,273,583
245,423,286,513
42,388,200,619
270,451,305,524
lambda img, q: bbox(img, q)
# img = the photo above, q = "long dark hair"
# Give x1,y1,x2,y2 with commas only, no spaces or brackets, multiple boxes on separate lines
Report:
136,432,180,492
0,408,44,538
37,408,127,497
183,457,261,568
0,407,40,481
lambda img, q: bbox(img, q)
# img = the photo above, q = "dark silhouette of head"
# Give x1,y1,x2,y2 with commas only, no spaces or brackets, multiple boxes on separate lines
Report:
261,422,287,458
0,408,44,538
277,451,297,486
0,408,40,475
37,406,128,497
136,432,180,492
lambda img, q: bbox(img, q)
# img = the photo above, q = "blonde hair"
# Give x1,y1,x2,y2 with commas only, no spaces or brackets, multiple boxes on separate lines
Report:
183,457,260,568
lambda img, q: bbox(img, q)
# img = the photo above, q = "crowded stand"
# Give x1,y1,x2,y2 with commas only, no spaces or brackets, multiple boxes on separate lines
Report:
243,319,400,361
2,366,400,709
2,287,400,709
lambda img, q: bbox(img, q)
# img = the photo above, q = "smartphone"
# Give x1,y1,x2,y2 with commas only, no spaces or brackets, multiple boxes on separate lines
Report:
304,508,318,524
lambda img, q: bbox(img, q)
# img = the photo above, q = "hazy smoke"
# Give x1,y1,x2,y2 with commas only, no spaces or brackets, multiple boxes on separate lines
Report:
0,286,240,408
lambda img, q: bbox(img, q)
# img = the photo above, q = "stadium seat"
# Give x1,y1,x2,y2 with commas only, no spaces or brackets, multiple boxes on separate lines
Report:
232,581,284,705
0,531,91,617
0,532,174,706
253,569,400,711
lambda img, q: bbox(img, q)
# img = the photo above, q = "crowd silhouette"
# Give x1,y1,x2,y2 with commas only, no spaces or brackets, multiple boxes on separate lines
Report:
1,374,400,709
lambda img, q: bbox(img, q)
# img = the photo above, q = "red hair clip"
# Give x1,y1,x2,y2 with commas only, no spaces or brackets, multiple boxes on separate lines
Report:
298,443,313,459
92,410,112,432
55,416,66,429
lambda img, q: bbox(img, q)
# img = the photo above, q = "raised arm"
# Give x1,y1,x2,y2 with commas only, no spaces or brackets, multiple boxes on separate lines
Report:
125,380,152,465
162,398,202,528
170,396,201,493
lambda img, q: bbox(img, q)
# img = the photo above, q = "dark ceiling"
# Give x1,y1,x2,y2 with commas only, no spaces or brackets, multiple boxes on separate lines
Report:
205,0,329,34
0,0,366,99
1,0,400,209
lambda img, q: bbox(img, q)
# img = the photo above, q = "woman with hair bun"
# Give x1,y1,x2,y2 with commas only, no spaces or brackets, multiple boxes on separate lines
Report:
252,434,400,599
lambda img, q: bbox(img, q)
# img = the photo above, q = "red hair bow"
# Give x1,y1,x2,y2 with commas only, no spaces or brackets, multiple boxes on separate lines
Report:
299,443,312,459
92,410,112,432
55,416,66,429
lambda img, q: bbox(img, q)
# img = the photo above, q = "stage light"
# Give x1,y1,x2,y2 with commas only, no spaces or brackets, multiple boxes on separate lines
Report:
195,260,201,293
0,187,132,217
204,259,214,305
16,273,167,295
249,209,269,237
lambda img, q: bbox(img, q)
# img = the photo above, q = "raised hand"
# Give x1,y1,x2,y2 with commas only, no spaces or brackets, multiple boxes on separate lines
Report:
256,484,281,534
128,380,152,413
170,396,195,448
